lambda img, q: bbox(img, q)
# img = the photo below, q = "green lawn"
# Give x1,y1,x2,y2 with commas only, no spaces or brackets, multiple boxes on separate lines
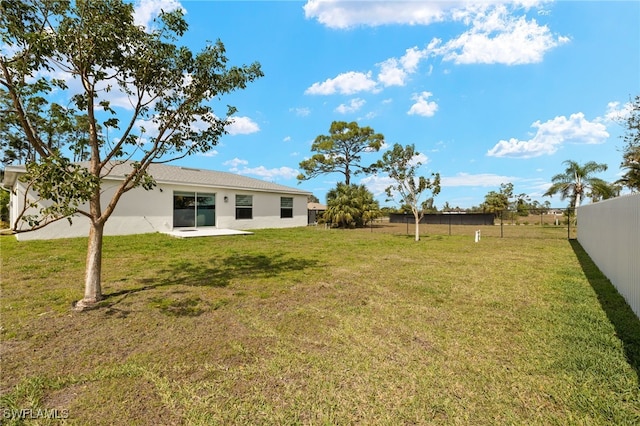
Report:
1,227,638,425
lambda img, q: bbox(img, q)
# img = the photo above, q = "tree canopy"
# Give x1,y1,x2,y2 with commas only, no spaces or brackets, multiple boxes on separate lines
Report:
617,95,640,192
297,121,384,185
323,183,380,228
481,183,513,217
543,160,615,211
375,143,440,241
0,0,263,309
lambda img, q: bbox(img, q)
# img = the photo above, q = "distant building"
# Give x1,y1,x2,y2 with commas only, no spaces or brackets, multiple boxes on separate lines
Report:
307,202,326,225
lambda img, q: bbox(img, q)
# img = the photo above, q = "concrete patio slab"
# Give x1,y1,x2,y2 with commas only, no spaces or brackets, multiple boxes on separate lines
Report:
163,228,254,238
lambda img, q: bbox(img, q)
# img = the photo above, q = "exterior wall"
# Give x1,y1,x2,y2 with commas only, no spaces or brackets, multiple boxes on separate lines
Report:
10,179,308,241
11,180,173,241
577,193,640,319
171,186,308,230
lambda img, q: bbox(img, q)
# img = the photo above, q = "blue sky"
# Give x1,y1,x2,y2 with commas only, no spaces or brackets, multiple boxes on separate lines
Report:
50,1,640,208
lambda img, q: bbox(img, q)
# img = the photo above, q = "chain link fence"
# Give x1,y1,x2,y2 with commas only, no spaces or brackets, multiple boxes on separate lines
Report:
358,208,577,240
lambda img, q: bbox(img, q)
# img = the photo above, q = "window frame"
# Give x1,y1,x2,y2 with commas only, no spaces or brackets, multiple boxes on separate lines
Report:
280,196,294,219
235,194,253,220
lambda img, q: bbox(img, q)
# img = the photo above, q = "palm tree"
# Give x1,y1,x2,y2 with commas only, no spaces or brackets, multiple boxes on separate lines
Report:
324,183,380,228
617,95,640,192
543,160,616,213
617,145,640,192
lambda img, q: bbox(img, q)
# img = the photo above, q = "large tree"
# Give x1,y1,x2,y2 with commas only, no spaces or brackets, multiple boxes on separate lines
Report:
543,160,615,212
481,183,513,218
0,0,262,309
297,121,384,185
323,183,380,228
375,143,441,241
617,95,640,192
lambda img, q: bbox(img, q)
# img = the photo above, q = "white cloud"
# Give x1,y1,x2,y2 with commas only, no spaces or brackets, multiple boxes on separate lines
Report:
377,46,428,87
599,100,634,123
400,46,425,72
487,112,609,158
335,98,366,114
237,166,299,180
133,118,160,143
303,1,551,29
223,158,249,172
133,0,184,31
132,113,259,147
225,116,260,135
303,0,455,29
199,150,218,158
377,58,408,87
305,71,378,95
290,107,311,117
408,91,438,117
359,152,429,197
433,5,569,65
442,173,518,187
359,175,395,197
283,136,292,142
409,152,429,167
304,1,565,66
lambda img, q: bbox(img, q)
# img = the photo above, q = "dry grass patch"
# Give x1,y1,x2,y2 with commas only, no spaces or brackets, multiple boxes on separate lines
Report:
1,228,638,424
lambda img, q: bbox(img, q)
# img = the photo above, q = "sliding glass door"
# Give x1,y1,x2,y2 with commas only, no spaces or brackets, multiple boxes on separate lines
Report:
173,191,215,227
196,194,215,226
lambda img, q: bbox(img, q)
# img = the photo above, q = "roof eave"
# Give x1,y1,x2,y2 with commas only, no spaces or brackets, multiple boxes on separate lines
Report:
1,165,24,190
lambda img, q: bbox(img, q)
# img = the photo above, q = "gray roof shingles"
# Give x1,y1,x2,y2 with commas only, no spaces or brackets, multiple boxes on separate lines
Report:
2,161,311,196
106,162,311,195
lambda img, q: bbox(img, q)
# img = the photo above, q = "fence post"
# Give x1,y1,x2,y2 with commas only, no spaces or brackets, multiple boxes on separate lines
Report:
500,210,504,238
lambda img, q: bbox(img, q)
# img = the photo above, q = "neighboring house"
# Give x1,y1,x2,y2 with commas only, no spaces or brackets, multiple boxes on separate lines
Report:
2,162,311,241
307,202,326,225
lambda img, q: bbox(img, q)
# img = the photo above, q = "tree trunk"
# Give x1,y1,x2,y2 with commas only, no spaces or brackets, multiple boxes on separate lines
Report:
75,220,104,310
414,215,420,241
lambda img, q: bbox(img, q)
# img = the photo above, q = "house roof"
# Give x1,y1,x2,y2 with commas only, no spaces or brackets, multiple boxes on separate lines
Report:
2,161,311,196
307,202,327,210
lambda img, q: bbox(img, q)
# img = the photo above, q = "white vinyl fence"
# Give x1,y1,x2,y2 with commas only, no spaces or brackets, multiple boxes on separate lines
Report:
577,193,640,319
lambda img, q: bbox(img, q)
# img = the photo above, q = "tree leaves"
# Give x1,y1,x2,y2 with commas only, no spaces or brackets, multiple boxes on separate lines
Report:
324,183,381,228
377,143,441,219
1,0,263,223
17,155,99,228
543,160,615,209
298,121,384,185
617,95,640,192
375,143,440,240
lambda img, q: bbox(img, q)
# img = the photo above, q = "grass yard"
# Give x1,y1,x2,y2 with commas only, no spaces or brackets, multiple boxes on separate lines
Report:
1,227,639,425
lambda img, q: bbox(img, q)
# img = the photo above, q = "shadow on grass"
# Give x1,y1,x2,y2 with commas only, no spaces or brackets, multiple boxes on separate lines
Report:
570,240,640,380
101,252,320,313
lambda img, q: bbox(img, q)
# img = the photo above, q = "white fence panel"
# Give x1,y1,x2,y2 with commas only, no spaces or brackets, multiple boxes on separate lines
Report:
578,193,640,319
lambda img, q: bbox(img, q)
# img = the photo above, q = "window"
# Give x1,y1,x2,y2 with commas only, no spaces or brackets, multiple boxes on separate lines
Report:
281,197,293,218
235,194,253,220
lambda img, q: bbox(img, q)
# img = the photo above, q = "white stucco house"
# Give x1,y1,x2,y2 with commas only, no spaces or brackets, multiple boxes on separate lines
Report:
2,162,311,241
